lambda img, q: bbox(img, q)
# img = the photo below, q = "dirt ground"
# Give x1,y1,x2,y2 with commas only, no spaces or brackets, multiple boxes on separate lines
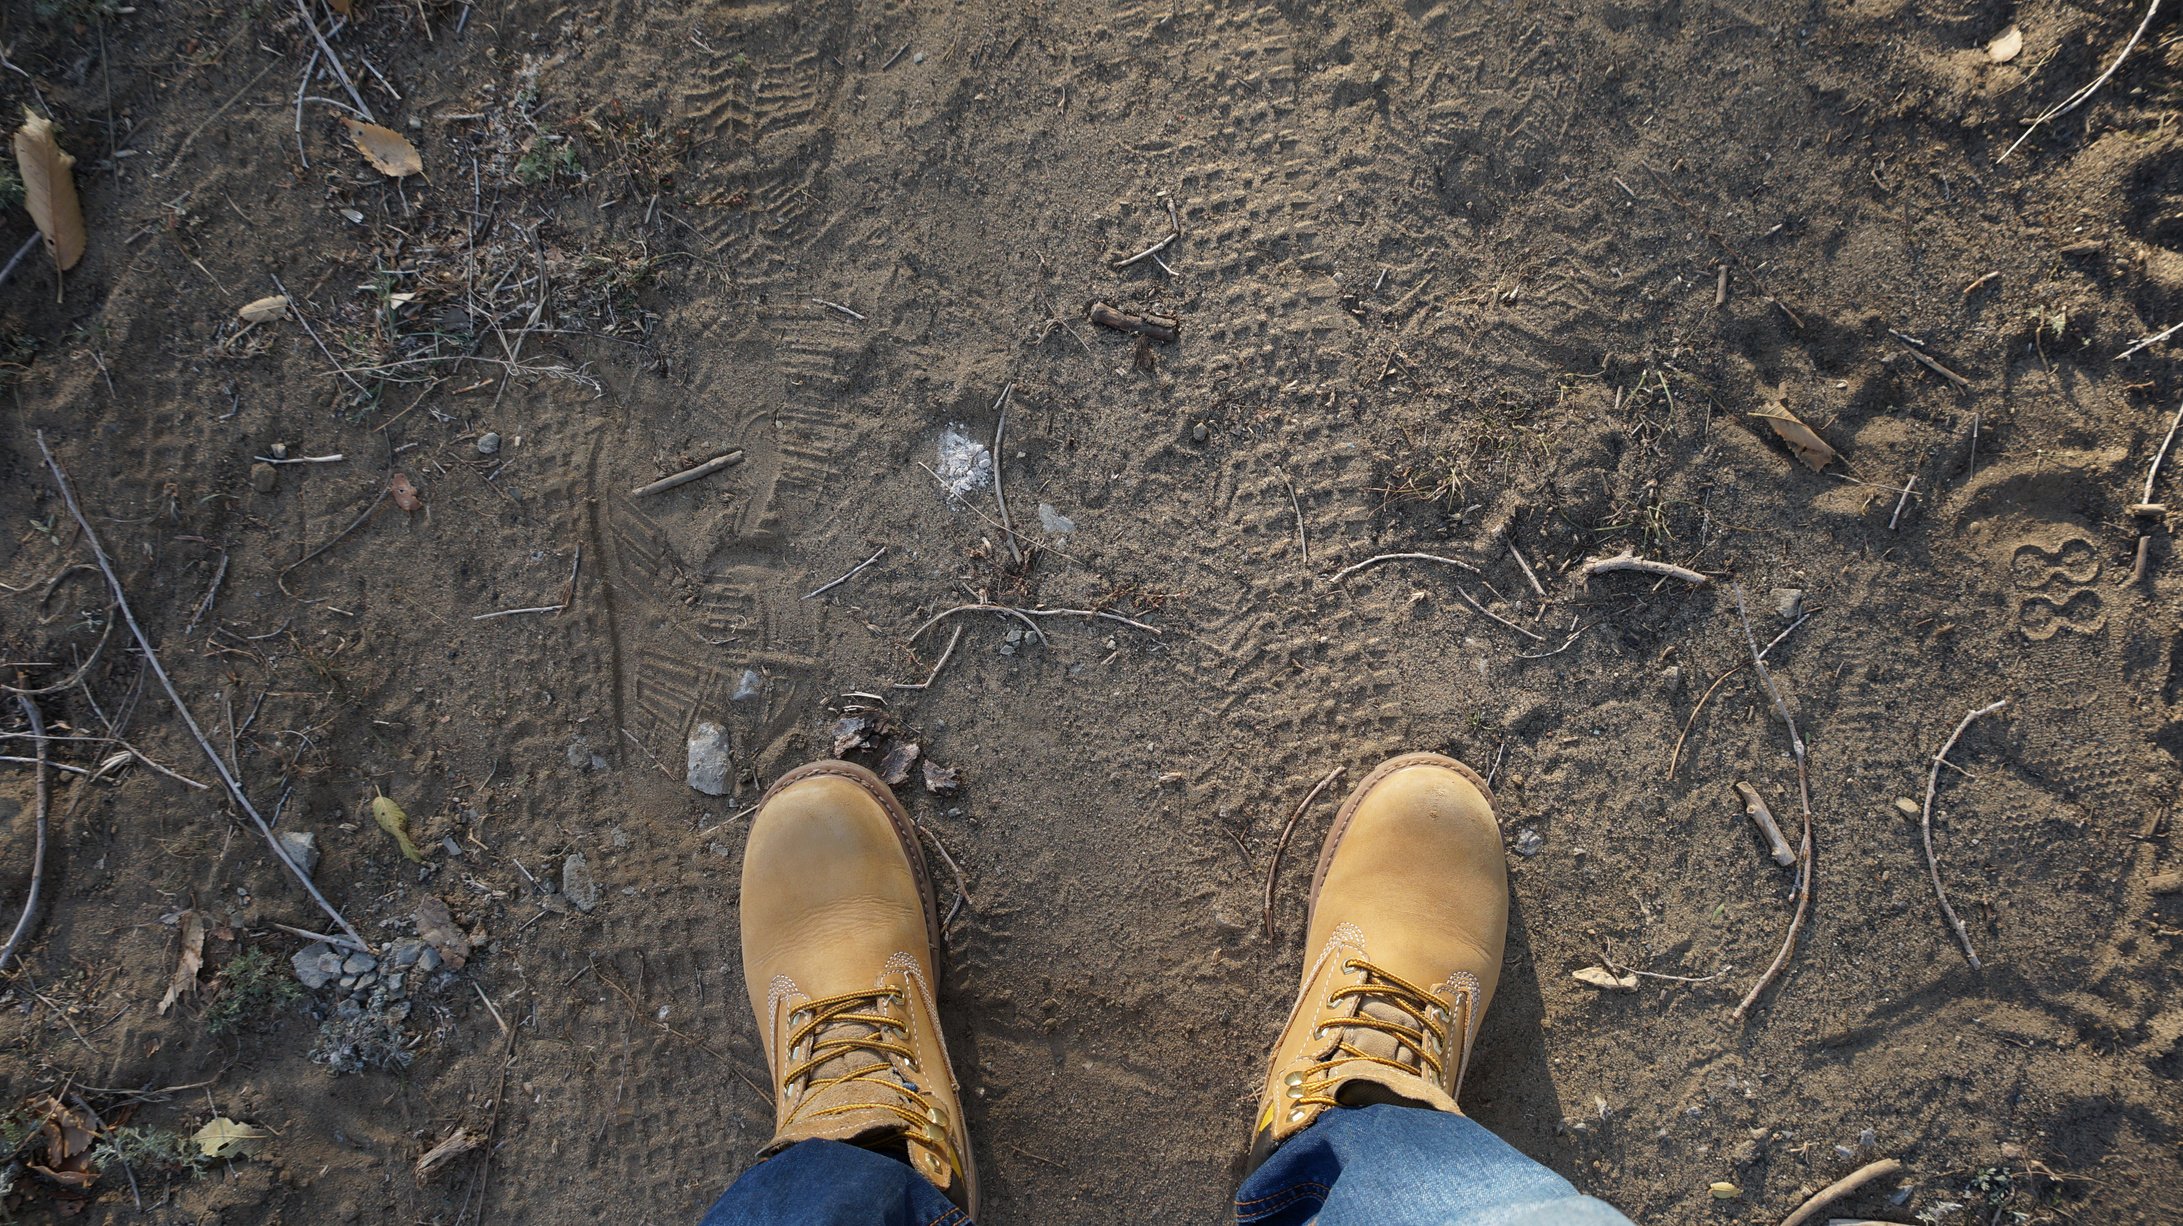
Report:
0,0,2180,1221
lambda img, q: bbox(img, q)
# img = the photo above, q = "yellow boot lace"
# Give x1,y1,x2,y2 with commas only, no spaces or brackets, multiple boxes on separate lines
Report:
779,988,949,1144
1287,958,1472,1113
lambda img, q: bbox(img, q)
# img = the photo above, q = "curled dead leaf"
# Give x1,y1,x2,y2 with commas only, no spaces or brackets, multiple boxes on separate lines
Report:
922,760,961,794
1572,965,1640,992
1751,406,1839,470
237,295,291,323
1986,25,2023,63
14,110,86,271
878,740,920,786
389,471,422,512
341,118,423,178
159,910,207,1015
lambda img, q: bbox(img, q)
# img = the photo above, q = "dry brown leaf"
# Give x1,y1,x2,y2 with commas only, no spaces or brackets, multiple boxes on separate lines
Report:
877,740,920,786
191,1117,270,1159
237,295,290,323
159,910,206,1015
412,896,471,970
14,110,86,271
414,1128,482,1183
1752,407,1839,470
327,0,352,13
342,118,423,178
1986,25,2024,63
1572,965,1640,992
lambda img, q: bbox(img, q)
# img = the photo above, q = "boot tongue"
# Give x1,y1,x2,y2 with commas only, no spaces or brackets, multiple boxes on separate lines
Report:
784,1001,926,1142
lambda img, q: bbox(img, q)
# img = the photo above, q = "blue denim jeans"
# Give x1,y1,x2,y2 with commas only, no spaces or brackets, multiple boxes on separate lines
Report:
698,1104,1630,1225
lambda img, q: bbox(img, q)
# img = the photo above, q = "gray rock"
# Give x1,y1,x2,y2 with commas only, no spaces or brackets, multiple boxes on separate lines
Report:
292,942,337,989
343,952,378,975
1771,587,1805,621
1037,503,1076,535
384,973,405,995
562,852,599,913
418,947,443,973
1512,828,1545,857
686,721,732,796
250,462,277,495
338,975,358,990
389,938,424,969
276,830,319,876
476,431,502,456
732,668,762,701
1191,421,1209,444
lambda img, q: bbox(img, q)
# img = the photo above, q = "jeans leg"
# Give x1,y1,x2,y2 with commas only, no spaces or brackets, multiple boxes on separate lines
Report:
699,1140,970,1226
1235,1104,1633,1226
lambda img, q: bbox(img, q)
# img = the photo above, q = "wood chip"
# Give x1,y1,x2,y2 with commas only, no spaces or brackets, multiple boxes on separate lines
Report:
1572,965,1640,992
414,1127,482,1182
1986,25,2023,63
237,294,291,323
1752,406,1839,470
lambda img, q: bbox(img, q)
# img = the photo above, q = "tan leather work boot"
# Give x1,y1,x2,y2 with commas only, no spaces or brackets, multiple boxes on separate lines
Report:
1248,752,1509,1166
739,760,977,1214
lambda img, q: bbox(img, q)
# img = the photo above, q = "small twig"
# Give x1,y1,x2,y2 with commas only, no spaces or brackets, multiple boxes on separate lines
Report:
0,234,41,292
881,42,910,70
629,449,744,498
36,433,370,950
991,384,1022,566
1887,329,1973,391
916,822,975,917
2117,319,2183,361
1733,781,1797,867
1998,0,2163,163
1509,543,1547,597
1450,585,1548,642
1328,551,1482,582
291,0,375,123
1778,1157,1905,1226
1261,766,1345,939
0,695,51,975
892,624,965,691
1922,699,2008,971
265,921,369,951
471,605,562,620
278,488,389,596
2142,401,2183,505
1111,195,1182,269
1729,583,1814,1021
803,546,887,600
1577,551,1709,586
1888,475,1918,531
271,275,370,396
183,550,228,637
909,603,1160,641
811,298,865,321
253,453,345,465
1277,469,1309,568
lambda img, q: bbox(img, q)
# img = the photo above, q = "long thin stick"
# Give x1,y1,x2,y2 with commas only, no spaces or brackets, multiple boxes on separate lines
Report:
1261,766,1345,939
909,602,1161,640
2118,319,2183,361
802,546,887,600
1278,470,1309,568
629,449,744,498
1922,699,2007,970
35,433,370,950
0,695,51,974
269,274,369,396
2143,401,2183,504
290,0,375,123
1889,475,1918,531
1729,582,1814,1021
277,487,389,596
1111,196,1181,269
1998,0,2163,162
1778,1157,1905,1226
1577,551,1709,586
991,384,1022,565
1328,551,1482,582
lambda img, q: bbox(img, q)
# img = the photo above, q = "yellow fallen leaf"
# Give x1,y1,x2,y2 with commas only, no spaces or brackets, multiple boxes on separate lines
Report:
1752,406,1839,470
192,1117,270,1159
13,110,86,271
1708,1180,1740,1199
1986,26,2023,63
342,118,423,178
372,793,426,862
237,295,290,323
159,910,206,1015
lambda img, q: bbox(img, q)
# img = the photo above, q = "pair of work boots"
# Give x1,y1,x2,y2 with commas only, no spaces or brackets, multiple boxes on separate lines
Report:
737,752,1508,1217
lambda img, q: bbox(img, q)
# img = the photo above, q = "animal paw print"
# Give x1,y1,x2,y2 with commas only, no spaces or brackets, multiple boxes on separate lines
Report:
2011,539,2105,640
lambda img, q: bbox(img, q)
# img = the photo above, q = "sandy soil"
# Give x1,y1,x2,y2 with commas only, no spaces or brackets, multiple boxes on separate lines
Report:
1,0,2180,1221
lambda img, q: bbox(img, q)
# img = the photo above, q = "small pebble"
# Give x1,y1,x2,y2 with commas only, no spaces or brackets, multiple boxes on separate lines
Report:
250,462,278,495
1191,421,1208,443
292,942,336,989
562,852,599,913
343,952,378,975
476,431,502,456
1513,828,1545,857
687,722,732,796
912,50,925,63
276,830,320,876
270,441,289,459
418,947,443,973
1771,587,1805,620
